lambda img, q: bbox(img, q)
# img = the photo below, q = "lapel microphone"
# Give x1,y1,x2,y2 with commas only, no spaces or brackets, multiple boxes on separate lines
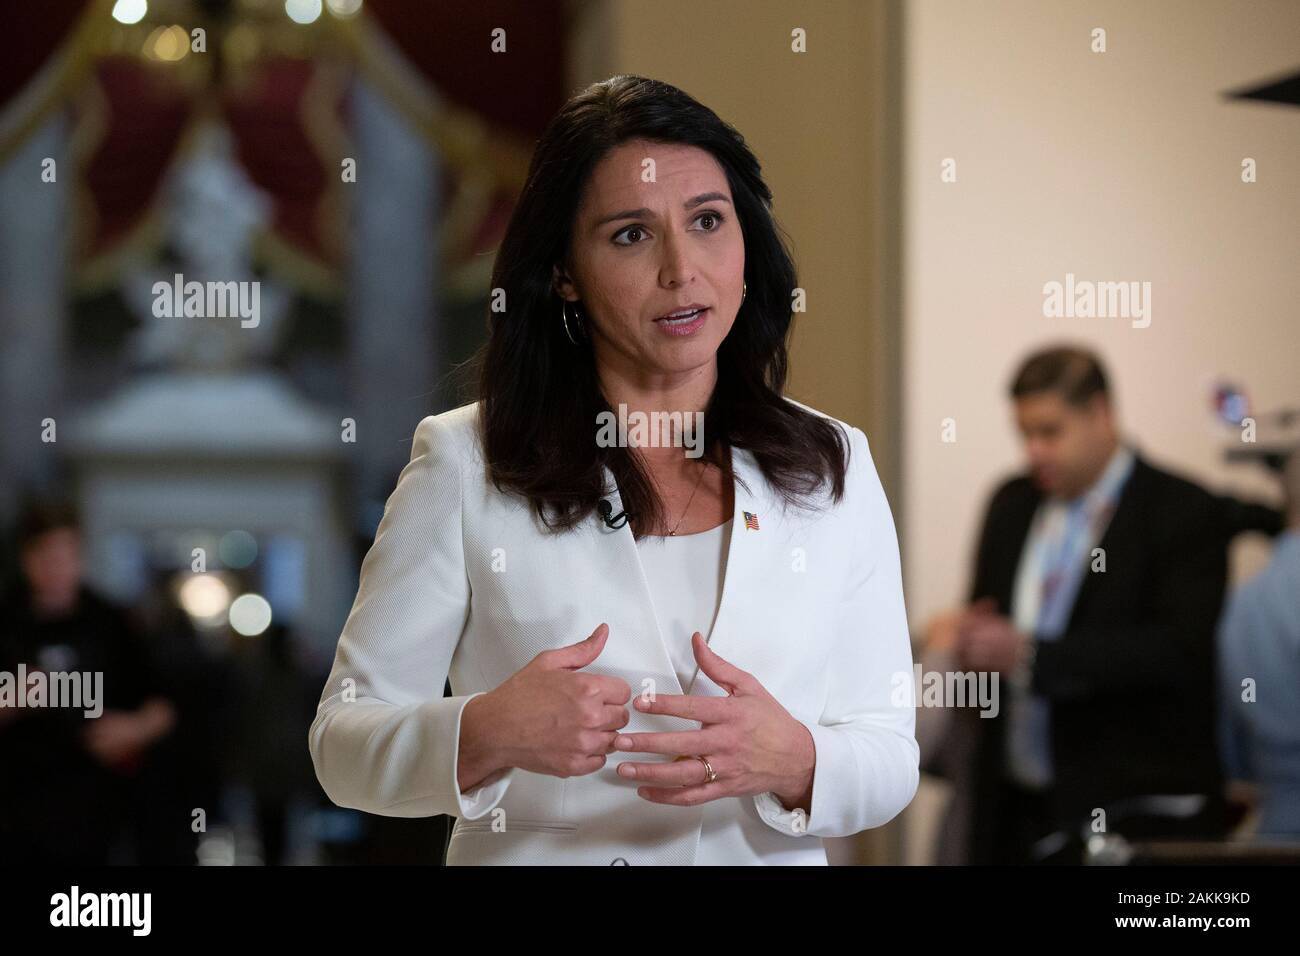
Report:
597,499,632,529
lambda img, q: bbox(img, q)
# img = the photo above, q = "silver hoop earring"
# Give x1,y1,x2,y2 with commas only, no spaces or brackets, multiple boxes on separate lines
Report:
560,299,581,345
741,280,747,304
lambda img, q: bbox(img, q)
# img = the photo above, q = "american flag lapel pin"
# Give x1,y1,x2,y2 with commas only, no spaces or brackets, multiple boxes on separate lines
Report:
743,511,760,531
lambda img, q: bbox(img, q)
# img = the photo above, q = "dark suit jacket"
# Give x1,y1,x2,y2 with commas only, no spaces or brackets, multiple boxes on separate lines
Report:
957,450,1232,862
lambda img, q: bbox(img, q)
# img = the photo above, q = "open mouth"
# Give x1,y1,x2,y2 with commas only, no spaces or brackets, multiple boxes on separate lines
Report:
654,305,710,328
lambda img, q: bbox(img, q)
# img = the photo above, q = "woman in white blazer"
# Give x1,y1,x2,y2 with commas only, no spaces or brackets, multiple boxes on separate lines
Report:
309,74,918,865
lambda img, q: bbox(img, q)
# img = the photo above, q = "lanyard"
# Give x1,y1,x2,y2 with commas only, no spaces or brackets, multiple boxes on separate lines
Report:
1037,496,1117,627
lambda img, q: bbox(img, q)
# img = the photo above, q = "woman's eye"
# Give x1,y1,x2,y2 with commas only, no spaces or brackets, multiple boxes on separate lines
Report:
612,212,724,246
695,211,725,231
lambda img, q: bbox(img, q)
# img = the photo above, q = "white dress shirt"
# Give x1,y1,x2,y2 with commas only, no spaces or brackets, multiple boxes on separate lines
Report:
1006,443,1136,788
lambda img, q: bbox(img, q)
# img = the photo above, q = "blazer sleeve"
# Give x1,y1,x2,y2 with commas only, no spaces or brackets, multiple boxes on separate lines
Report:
752,425,921,838
308,414,517,819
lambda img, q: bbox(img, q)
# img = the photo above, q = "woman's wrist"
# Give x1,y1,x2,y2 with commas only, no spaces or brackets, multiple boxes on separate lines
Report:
772,720,816,811
457,692,507,793
773,778,813,814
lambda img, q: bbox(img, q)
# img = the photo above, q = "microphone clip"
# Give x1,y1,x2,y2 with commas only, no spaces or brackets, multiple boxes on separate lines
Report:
597,499,631,530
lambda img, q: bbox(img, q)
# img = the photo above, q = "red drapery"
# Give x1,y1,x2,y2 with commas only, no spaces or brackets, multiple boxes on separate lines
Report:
4,0,566,297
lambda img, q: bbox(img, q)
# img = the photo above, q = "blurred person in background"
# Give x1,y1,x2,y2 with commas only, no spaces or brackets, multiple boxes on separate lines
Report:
127,570,234,864
921,346,1244,864
1217,438,1300,842
230,620,318,865
0,494,177,865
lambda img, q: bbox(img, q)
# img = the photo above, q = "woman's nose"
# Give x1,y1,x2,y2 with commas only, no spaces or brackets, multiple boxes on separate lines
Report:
658,231,695,287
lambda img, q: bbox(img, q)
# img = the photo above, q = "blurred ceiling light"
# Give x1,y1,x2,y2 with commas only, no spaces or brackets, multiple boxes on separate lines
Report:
326,0,363,17
229,593,274,637
144,24,190,61
285,0,323,25
112,0,148,25
179,573,232,622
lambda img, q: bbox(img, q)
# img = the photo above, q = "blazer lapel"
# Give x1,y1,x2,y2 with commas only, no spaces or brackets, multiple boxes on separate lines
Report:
687,446,766,695
596,447,769,699
597,464,685,696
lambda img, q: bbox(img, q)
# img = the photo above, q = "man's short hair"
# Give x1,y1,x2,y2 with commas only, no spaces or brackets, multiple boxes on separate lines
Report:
14,492,81,551
1010,345,1109,407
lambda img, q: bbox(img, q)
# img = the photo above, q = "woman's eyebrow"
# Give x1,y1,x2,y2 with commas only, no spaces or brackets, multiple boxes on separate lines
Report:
590,192,732,230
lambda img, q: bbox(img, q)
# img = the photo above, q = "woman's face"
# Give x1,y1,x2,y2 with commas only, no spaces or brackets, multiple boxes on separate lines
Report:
555,139,745,388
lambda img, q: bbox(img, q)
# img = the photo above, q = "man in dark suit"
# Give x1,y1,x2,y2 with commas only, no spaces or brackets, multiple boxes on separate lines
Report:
937,346,1241,864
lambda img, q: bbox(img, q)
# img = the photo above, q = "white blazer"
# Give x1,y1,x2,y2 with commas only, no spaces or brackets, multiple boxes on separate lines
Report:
309,401,918,865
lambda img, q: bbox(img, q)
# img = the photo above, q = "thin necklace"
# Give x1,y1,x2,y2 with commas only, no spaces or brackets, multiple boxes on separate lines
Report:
667,460,711,536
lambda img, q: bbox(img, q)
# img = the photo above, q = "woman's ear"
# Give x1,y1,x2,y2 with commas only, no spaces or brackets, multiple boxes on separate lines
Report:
552,261,579,302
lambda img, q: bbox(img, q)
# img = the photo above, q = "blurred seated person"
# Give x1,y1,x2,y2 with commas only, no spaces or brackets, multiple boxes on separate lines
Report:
0,494,176,865
918,345,1278,864
1217,438,1300,842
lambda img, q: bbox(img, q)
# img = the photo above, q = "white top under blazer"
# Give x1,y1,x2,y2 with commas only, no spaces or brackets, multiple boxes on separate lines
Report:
635,516,732,691
308,400,919,865
637,517,778,864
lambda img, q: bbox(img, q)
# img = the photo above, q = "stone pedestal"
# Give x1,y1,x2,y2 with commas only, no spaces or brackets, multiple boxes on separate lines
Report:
63,370,356,653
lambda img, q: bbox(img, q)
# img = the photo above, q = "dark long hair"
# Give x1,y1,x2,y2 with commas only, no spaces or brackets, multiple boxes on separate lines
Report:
476,74,848,536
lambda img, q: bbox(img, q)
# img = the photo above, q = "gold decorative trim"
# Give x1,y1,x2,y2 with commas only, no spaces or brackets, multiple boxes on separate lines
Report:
296,58,353,279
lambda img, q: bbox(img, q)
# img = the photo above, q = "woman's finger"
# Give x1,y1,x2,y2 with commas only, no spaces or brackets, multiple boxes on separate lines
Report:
633,691,731,723
636,780,736,807
613,728,722,755
595,704,631,731
616,754,722,786
691,633,755,695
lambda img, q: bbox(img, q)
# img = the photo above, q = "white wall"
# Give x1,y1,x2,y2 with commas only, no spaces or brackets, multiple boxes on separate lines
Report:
901,0,1300,625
